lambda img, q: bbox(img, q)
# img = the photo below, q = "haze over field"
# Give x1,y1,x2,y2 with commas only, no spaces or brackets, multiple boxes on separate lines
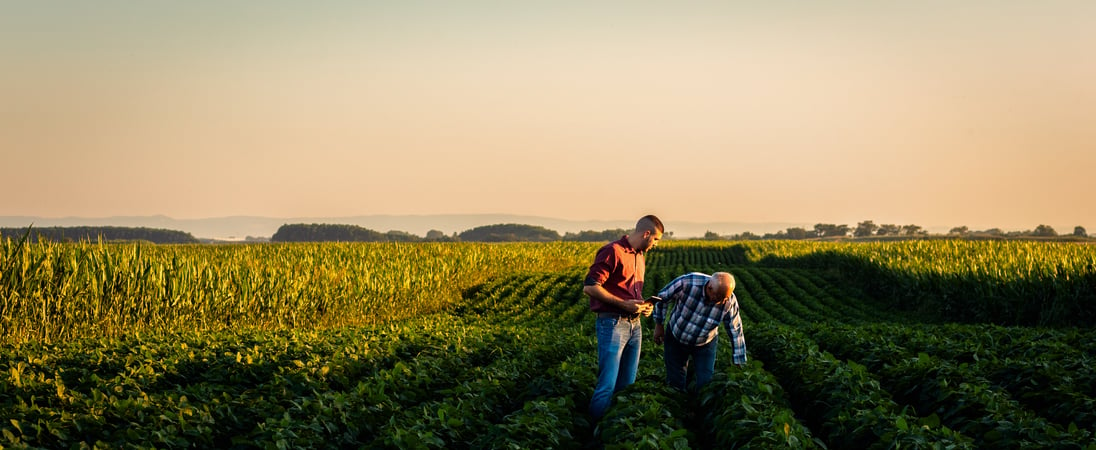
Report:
3,1,1094,235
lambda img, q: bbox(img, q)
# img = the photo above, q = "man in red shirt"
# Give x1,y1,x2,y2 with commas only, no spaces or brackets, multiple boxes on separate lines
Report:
583,214,664,419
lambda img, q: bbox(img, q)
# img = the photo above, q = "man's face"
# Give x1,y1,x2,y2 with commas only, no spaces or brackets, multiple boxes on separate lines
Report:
705,281,730,303
638,230,663,251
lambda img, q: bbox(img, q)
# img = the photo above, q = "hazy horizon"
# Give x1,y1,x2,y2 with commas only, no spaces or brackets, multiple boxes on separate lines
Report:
0,213,811,240
0,212,1081,242
3,2,1094,233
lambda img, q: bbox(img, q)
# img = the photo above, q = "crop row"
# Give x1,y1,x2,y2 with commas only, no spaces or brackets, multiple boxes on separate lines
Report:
648,261,1096,448
3,319,587,447
0,268,613,449
748,323,975,448
808,323,1096,436
738,239,1096,326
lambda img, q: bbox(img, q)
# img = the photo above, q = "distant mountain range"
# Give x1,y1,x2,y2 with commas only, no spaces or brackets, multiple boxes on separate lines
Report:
0,215,812,241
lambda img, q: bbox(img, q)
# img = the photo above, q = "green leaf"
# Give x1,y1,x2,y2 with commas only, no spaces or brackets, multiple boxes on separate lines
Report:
919,413,941,428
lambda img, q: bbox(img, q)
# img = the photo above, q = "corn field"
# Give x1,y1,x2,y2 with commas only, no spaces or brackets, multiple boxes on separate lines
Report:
0,237,597,344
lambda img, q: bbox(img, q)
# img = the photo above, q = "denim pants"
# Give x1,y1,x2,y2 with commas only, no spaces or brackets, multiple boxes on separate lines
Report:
589,315,642,419
664,331,718,392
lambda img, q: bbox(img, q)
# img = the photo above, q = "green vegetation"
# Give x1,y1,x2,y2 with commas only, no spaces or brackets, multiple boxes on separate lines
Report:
271,223,626,242
0,238,597,343
562,229,630,242
738,240,1096,326
458,223,561,242
0,227,199,244
2,239,1096,448
271,223,411,242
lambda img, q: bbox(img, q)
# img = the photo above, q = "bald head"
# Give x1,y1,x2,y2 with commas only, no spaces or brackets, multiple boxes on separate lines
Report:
705,272,735,303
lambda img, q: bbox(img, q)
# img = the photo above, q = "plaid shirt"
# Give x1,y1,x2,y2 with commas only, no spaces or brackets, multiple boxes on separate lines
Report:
652,272,747,365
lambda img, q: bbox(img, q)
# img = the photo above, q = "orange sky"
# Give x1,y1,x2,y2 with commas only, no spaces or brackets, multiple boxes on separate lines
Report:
2,1,1094,233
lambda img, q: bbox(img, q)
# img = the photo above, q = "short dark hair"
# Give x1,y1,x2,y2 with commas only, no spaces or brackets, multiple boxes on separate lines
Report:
636,215,664,234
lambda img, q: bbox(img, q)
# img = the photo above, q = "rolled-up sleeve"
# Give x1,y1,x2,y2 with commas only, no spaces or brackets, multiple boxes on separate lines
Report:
584,247,616,286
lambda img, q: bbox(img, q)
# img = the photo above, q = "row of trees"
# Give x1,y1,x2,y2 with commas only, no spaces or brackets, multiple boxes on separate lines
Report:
0,223,633,244
945,224,1085,238
271,224,424,242
709,221,1088,241
0,226,200,244
275,221,1092,243
270,223,633,243
4,222,1089,244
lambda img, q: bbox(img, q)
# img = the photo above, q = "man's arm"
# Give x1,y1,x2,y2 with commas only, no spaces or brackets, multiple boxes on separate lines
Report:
651,277,682,324
652,322,666,345
651,281,680,346
723,295,747,365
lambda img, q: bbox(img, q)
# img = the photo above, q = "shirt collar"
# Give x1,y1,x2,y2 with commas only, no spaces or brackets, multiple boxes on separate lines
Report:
617,235,639,254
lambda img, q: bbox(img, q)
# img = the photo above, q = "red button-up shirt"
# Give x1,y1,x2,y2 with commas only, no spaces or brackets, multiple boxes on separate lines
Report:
584,236,646,313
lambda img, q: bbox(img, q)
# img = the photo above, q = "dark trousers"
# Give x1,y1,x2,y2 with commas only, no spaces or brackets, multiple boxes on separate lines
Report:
664,331,718,392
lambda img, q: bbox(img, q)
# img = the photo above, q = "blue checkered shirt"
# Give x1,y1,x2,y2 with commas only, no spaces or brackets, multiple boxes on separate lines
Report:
652,272,747,365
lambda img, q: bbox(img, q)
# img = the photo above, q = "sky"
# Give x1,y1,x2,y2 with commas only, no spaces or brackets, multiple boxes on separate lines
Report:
3,1,1094,234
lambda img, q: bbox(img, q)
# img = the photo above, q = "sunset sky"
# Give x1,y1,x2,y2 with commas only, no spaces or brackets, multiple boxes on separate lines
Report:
3,1,1094,234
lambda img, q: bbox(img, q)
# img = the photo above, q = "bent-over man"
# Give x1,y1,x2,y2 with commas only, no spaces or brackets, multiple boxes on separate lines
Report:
651,271,746,392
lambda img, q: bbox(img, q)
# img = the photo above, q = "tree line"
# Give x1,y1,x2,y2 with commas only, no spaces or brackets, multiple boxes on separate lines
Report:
2,222,1089,245
270,223,630,243
710,221,1088,241
0,226,200,244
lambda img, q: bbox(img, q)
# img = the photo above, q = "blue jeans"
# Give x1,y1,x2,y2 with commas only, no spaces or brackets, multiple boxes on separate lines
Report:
589,315,642,419
664,331,718,392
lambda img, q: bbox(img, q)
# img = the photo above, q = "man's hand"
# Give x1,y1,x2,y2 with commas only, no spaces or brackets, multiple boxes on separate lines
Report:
626,299,652,316
639,296,659,317
652,323,665,345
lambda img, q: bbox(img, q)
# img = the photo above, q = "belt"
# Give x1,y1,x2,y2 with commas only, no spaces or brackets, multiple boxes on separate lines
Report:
597,311,641,320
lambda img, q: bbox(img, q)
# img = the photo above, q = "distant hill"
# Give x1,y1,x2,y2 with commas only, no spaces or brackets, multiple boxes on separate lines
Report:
0,215,813,241
459,223,560,242
271,223,432,242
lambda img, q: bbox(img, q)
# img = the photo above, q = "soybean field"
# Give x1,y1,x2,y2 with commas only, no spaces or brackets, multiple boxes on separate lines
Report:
2,239,1096,448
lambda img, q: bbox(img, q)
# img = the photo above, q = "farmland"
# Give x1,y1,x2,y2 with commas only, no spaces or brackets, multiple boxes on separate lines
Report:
2,239,1096,448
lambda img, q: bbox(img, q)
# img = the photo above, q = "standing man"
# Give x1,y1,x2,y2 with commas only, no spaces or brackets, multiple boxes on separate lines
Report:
583,214,664,419
651,271,747,392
